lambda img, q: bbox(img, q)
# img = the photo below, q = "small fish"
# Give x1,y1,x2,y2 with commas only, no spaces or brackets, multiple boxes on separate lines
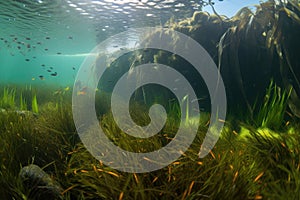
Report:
38,75,45,80
50,67,53,69
41,64,45,67
37,42,42,45
64,86,70,91
0,38,3,40
72,67,76,70
45,36,50,39
68,36,73,39
51,72,57,76
47,69,52,72
27,44,30,48
57,52,62,55
113,45,118,48
25,37,31,40
32,56,36,59
44,48,48,51
17,46,21,50
25,58,30,61
77,87,88,96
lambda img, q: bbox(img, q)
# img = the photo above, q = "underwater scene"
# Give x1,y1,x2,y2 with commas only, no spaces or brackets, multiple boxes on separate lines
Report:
1,0,300,199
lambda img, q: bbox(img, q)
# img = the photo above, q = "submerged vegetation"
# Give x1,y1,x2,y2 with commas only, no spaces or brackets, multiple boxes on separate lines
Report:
254,80,292,130
0,80,299,199
156,0,300,119
1,0,300,199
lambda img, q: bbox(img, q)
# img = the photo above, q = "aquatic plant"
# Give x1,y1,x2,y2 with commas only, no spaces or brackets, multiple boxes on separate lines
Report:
254,80,291,130
0,86,43,113
1,1,300,199
143,0,299,120
0,85,298,199
0,87,16,109
19,93,27,110
31,94,39,114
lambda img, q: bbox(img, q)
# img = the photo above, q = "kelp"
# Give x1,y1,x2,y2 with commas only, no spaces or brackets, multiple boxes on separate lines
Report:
217,0,300,118
136,0,300,120
266,0,300,117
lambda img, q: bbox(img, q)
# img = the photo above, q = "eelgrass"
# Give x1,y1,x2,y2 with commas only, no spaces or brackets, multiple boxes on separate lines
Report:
1,1,300,196
0,86,41,113
253,80,291,130
0,85,299,200
31,94,39,114
19,93,27,111
0,87,16,109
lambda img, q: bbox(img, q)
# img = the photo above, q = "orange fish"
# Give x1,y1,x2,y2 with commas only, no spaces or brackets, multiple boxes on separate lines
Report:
77,87,88,96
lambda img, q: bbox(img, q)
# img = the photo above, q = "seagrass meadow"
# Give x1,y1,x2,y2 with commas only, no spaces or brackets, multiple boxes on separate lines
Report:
1,0,300,199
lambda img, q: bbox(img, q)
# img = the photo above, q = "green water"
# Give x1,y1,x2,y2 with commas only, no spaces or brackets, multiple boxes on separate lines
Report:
1,1,300,199
0,0,201,87
0,7,96,86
